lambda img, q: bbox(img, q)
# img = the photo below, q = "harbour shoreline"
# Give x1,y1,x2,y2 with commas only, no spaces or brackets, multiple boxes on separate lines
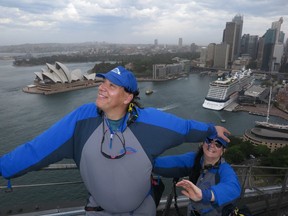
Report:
234,104,288,121
22,77,177,95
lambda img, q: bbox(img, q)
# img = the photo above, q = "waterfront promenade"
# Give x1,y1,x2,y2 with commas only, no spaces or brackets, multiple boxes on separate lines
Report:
234,104,288,121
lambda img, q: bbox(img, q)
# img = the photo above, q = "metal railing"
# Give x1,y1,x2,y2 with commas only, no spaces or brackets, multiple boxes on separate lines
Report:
0,164,288,216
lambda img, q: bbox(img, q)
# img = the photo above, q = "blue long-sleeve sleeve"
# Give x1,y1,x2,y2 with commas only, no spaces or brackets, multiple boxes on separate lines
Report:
211,163,241,206
153,153,241,206
0,103,98,179
153,152,196,178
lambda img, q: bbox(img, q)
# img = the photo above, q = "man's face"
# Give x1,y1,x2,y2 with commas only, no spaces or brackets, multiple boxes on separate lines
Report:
96,79,132,116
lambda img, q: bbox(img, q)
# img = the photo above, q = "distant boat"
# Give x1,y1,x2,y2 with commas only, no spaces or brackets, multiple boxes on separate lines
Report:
145,89,153,95
221,119,226,123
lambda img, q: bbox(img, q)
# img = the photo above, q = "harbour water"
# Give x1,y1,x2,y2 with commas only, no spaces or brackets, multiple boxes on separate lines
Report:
0,58,287,214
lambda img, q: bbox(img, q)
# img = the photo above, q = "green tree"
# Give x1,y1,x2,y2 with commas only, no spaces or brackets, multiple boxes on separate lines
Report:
224,146,245,164
253,145,270,158
228,137,256,159
261,146,288,167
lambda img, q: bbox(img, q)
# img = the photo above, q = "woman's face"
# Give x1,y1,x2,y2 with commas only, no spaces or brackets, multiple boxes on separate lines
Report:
203,139,225,161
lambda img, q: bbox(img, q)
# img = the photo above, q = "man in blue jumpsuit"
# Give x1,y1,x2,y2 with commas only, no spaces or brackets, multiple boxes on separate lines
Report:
0,66,230,215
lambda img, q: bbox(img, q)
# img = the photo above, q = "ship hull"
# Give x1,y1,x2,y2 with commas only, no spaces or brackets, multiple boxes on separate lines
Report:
202,69,253,111
202,92,238,110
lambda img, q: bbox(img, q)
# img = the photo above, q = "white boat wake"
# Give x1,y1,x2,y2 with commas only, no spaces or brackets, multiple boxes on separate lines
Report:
157,103,180,111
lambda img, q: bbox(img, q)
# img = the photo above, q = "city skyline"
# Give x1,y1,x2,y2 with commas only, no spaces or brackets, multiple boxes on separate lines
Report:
0,0,287,46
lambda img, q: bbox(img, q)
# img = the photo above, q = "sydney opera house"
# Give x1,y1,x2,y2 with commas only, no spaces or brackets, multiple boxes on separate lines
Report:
23,62,100,95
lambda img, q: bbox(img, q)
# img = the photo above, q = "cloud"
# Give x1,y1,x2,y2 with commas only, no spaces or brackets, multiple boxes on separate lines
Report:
0,0,287,46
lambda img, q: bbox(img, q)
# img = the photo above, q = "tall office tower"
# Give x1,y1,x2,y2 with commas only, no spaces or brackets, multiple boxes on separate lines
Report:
232,15,243,59
214,43,230,69
279,31,285,43
190,43,198,52
241,34,259,60
222,15,243,66
285,38,288,56
261,29,277,71
240,34,249,55
256,37,265,69
154,39,158,46
206,43,216,67
262,17,285,71
272,17,283,43
178,38,183,48
199,47,207,66
223,22,236,65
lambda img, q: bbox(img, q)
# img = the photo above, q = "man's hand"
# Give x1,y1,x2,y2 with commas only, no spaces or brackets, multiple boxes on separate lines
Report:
215,126,230,142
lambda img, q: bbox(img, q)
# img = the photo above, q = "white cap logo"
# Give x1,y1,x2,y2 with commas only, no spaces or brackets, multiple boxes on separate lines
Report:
112,68,121,75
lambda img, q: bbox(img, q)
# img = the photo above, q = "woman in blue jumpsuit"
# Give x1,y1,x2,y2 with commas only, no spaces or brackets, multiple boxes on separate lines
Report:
154,136,241,216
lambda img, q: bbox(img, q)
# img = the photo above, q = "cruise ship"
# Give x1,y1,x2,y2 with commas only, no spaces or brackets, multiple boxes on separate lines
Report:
202,68,253,110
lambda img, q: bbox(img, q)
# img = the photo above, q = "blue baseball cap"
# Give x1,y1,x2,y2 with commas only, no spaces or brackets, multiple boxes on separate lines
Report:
205,136,228,148
96,66,138,93
215,136,228,148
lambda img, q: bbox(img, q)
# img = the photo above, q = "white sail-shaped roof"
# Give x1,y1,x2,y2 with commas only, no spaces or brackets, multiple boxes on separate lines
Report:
42,72,62,83
33,62,88,84
83,73,96,80
56,62,71,82
41,67,49,73
70,69,83,82
46,63,69,83
34,72,43,80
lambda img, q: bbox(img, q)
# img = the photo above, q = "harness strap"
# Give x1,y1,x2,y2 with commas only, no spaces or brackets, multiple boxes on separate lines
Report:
190,209,201,216
5,180,13,193
84,206,104,211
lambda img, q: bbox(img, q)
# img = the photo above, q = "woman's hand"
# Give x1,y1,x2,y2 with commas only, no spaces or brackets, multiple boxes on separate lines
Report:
176,179,215,203
176,179,203,202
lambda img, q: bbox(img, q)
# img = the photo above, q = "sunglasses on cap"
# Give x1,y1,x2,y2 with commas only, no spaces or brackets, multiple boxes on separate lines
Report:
205,138,224,148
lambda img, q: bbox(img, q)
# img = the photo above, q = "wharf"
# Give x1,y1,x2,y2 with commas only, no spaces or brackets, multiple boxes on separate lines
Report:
234,104,288,121
224,101,239,111
23,81,101,95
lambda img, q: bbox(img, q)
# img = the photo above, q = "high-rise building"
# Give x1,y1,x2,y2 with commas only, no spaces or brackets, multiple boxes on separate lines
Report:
279,32,285,44
261,17,285,71
232,15,244,59
256,37,265,69
214,43,229,69
154,39,158,46
199,47,207,67
241,34,259,60
222,15,243,66
206,43,216,67
223,22,236,64
261,29,276,71
271,17,285,71
178,38,182,48
190,43,198,52
272,17,283,43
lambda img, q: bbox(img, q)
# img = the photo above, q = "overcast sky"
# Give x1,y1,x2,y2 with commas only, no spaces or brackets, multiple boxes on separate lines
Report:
0,0,287,46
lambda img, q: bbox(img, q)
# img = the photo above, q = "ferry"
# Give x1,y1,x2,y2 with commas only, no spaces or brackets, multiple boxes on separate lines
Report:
202,68,253,110
255,121,288,131
145,89,154,95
